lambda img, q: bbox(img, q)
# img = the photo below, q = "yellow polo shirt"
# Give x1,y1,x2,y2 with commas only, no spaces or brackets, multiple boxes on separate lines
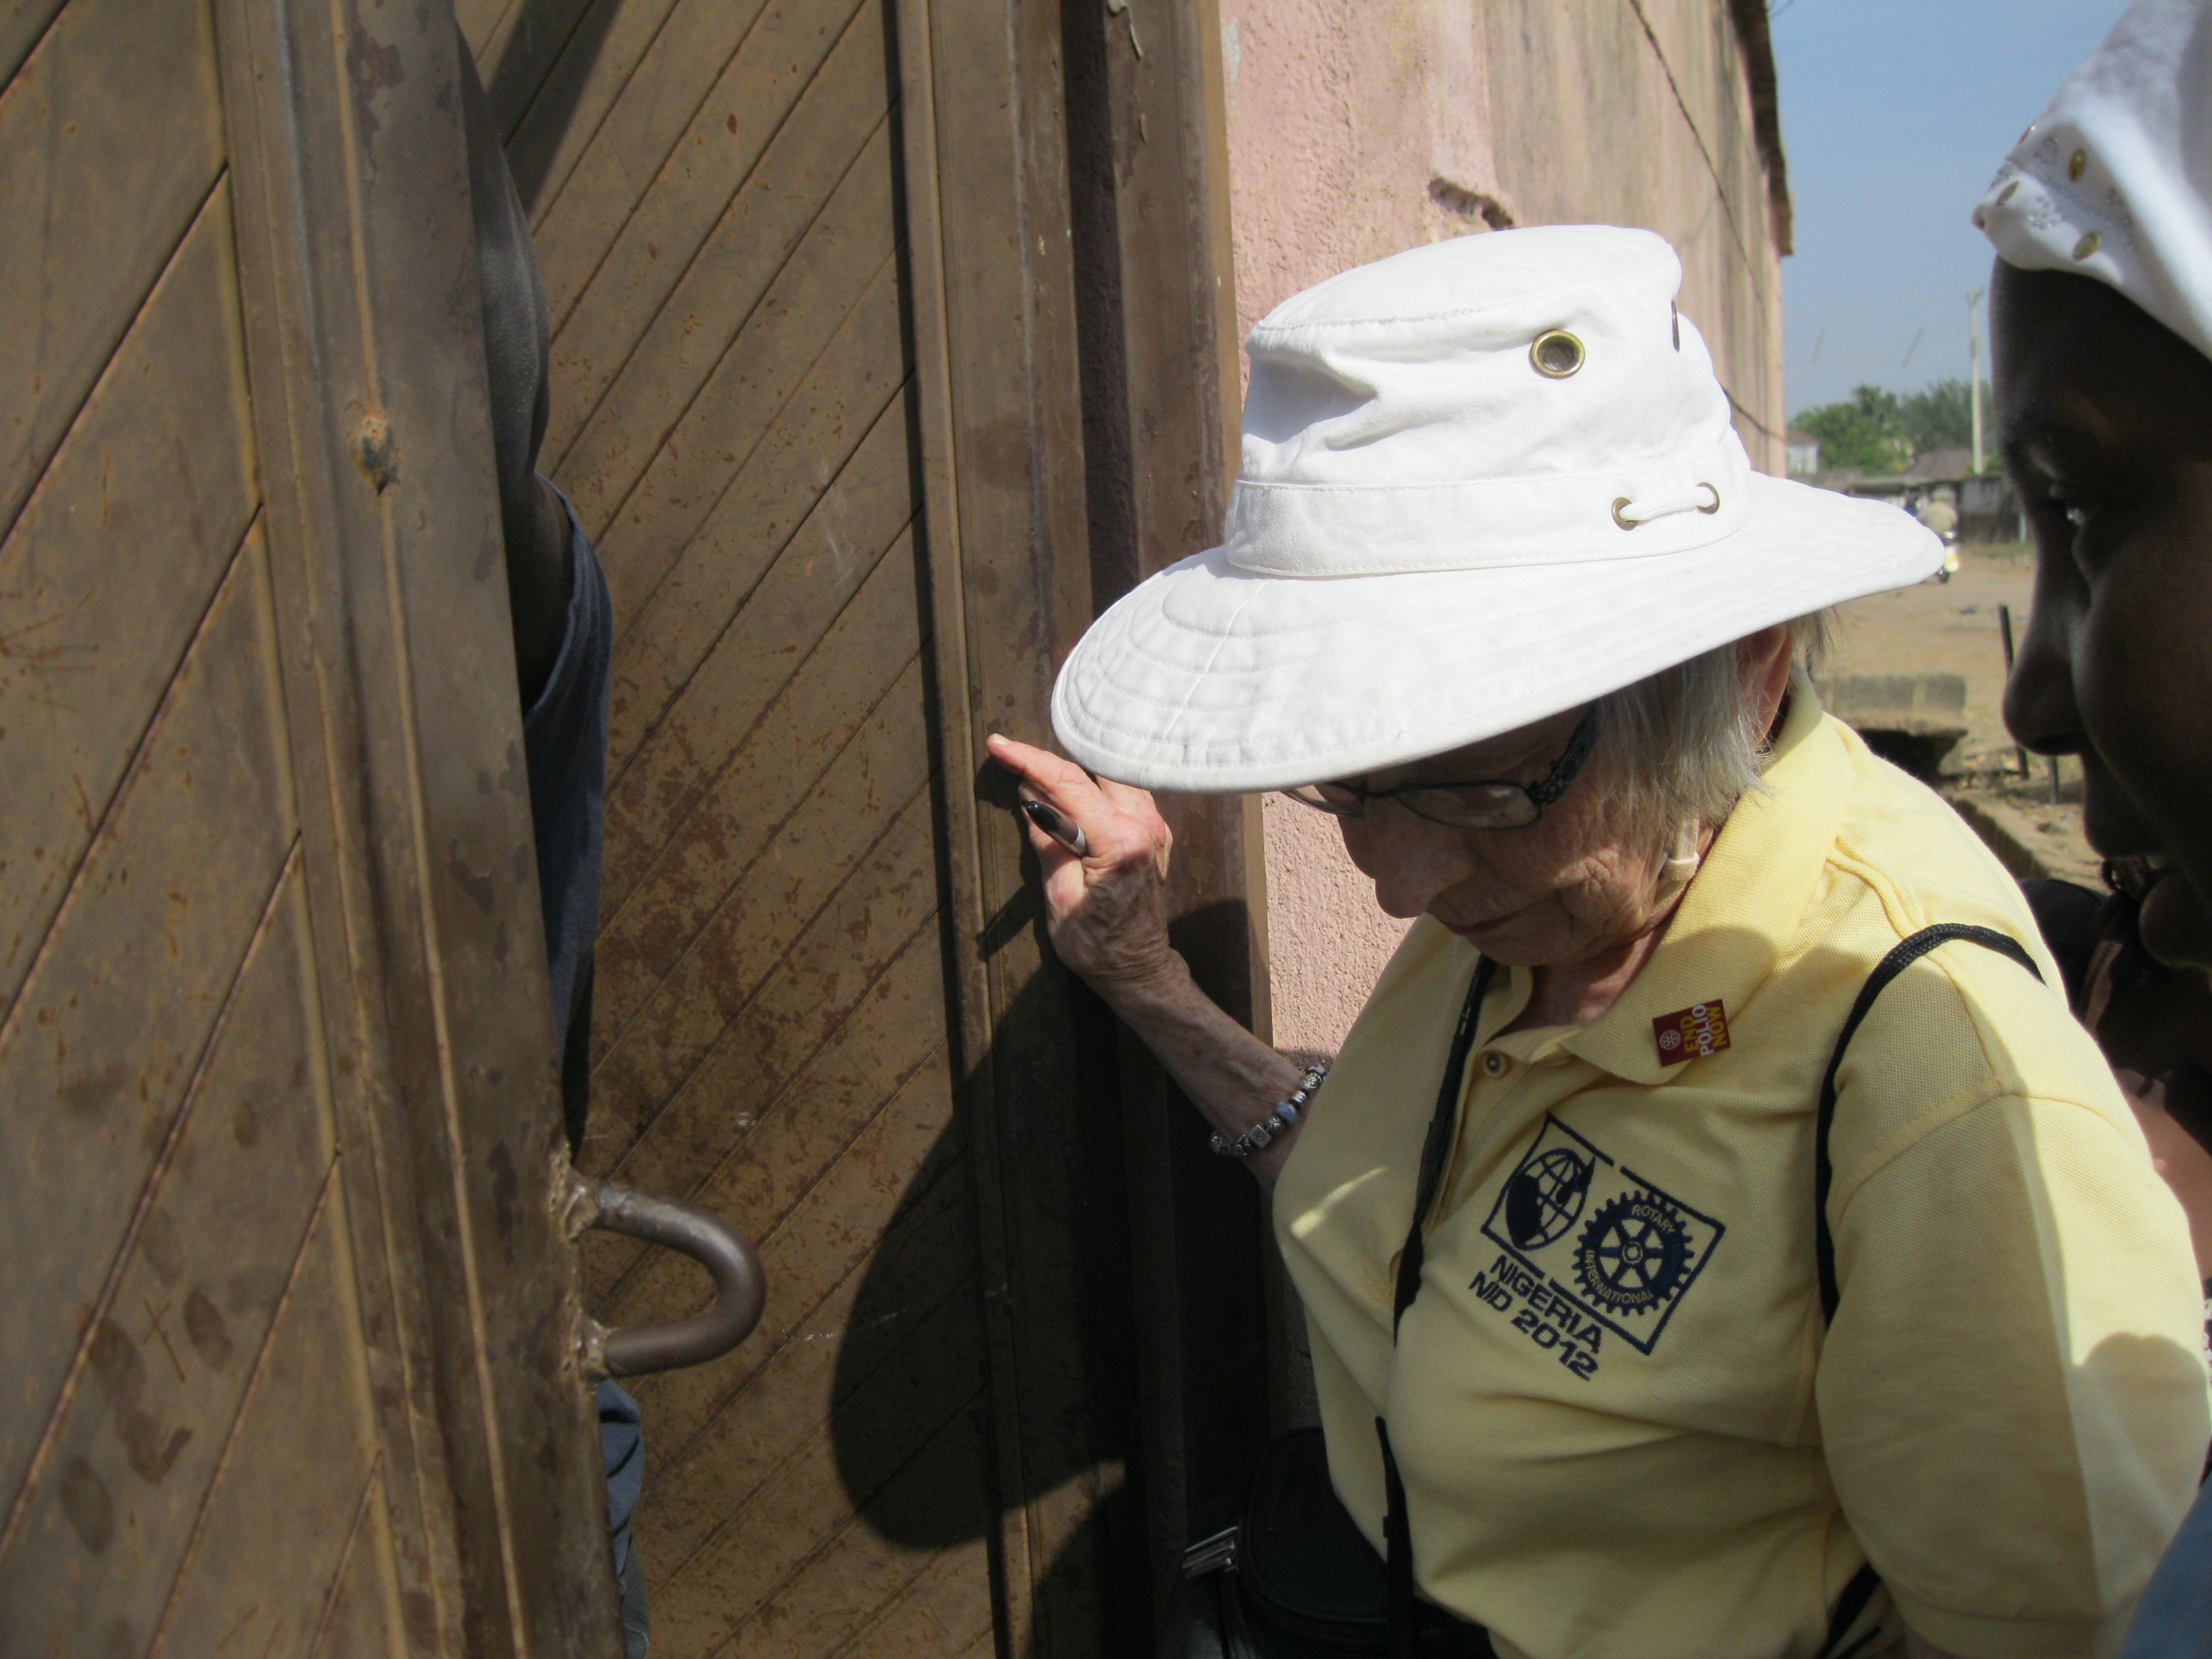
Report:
1275,688,2210,1659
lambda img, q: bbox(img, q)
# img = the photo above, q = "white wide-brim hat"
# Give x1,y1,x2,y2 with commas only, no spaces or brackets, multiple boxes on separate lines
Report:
1051,226,1941,793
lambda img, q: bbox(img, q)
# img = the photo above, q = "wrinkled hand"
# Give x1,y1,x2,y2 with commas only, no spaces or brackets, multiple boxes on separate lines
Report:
985,733,1182,999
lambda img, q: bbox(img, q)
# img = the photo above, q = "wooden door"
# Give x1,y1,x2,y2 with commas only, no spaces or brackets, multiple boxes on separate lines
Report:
0,3,622,1655
455,0,1271,1653
455,0,1034,1649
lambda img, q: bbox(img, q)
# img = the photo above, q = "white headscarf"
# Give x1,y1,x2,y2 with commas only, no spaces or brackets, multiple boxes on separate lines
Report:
1975,0,2212,360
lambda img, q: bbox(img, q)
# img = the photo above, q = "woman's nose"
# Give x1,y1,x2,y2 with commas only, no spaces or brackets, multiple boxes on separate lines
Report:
1347,804,1481,918
2002,570,2085,757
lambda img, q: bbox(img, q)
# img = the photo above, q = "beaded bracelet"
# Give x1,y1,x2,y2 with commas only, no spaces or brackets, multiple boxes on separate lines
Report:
1210,1063,1330,1158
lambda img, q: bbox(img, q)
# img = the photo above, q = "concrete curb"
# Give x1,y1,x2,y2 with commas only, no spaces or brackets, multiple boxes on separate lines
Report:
1945,791,2090,884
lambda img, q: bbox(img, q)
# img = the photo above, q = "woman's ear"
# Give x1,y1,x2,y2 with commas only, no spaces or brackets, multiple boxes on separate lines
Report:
1738,623,1795,735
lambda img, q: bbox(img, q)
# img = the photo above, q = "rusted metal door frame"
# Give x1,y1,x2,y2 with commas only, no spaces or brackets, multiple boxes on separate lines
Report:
894,0,1140,1646
897,0,1270,1645
1063,0,1285,1626
216,2,619,1652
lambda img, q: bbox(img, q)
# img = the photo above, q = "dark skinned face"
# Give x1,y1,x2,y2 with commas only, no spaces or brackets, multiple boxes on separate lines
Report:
1993,260,2212,970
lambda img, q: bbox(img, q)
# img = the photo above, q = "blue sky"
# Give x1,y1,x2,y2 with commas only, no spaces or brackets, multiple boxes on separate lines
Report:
1771,0,2123,416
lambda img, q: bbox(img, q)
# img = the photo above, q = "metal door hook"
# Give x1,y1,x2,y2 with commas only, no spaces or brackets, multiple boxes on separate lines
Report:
576,1179,766,1378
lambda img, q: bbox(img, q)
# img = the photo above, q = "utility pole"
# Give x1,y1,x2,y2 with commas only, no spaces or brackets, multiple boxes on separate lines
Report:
1969,287,1986,473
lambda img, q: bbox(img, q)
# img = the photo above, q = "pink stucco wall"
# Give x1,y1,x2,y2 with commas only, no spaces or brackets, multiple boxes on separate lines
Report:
1218,0,1789,1054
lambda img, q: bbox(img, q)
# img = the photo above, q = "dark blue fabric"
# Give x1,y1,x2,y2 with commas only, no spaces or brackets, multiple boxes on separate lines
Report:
521,489,611,1109
598,1375,646,1572
518,487,644,1637
2121,1478,2212,1658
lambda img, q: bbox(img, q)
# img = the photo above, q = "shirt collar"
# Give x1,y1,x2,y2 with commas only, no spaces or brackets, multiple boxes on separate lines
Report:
1531,676,1851,1086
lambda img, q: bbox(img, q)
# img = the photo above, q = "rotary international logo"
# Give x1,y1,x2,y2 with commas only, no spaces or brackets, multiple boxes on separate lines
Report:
1479,1114,1725,1355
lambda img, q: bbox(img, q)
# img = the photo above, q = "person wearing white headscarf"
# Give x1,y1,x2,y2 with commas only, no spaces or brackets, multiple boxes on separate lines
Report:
1975,1,2212,1651
990,224,2210,1658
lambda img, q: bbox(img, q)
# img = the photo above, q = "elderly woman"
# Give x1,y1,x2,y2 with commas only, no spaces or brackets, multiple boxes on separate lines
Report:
989,227,2210,1659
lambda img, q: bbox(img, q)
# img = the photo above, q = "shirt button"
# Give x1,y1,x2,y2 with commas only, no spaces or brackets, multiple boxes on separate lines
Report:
1481,1051,1507,1077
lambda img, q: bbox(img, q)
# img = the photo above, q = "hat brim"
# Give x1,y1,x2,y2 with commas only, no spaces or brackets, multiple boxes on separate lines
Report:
1051,476,1944,792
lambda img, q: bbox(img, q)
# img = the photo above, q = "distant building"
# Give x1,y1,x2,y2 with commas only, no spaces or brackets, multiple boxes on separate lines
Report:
1786,427,1821,476
1847,446,2022,541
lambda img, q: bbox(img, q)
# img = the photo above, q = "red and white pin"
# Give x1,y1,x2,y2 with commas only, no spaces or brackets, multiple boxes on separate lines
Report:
1652,1000,1731,1066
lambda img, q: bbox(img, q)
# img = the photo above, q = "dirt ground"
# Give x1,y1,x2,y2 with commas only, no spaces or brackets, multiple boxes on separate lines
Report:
1824,542,2102,887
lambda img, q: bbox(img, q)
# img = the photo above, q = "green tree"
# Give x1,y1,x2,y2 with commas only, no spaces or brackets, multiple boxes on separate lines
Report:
1793,385,1906,474
1896,378,1987,457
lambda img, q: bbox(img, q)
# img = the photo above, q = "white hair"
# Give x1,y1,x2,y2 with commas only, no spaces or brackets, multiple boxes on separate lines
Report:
1593,612,1833,851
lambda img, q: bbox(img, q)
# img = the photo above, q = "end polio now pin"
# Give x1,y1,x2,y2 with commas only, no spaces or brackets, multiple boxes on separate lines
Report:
1653,1000,1731,1065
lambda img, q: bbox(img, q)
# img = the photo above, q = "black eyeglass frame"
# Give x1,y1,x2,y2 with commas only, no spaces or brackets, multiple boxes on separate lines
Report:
1279,703,1601,830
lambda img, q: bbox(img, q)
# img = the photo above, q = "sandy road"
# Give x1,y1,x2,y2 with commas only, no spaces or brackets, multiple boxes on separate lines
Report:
1825,544,2038,771
1824,543,2098,884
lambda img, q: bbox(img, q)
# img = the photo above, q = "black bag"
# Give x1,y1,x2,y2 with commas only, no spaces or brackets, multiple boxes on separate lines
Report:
1183,926,2037,1659
1182,1427,1492,1658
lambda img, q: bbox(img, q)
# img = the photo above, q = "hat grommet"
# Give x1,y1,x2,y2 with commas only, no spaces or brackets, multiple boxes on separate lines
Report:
2074,230,2102,260
1530,330,1584,378
1997,180,2019,206
2068,148,2088,182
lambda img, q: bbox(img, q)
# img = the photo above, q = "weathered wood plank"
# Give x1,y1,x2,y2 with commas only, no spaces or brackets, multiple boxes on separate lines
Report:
583,829,941,1322
595,533,923,1039
598,640,926,1075
634,1128,975,1574
540,0,882,469
474,0,655,226
817,1537,998,1659
605,904,946,1282
214,5,619,1650
304,1469,398,1659
596,416,917,919
895,0,1141,1641
508,0,713,212
524,0,771,318
672,1406,995,1659
0,530,294,1525
602,271,906,722
593,663,928,1156
0,0,64,90
708,1395,991,1659
592,411,920,924
588,782,936,1190
0,857,329,1655
0,178,258,1015
656,1398,990,1659
613,1020,956,1453
0,0,226,539
453,0,516,62
557,116,898,544
143,1185,382,1659
304,1481,399,1659
1078,0,1273,1607
586,893,939,1345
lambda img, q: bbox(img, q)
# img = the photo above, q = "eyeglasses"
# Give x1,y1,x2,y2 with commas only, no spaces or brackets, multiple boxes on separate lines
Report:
1279,705,1599,831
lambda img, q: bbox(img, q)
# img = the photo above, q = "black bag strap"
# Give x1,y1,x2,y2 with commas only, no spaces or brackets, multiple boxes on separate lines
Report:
1380,956,1496,1658
1391,957,1498,1334
1812,924,2040,1322
1810,923,2040,1658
